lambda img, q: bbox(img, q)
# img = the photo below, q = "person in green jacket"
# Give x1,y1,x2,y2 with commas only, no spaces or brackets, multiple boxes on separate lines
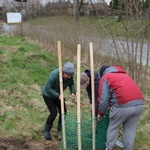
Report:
42,62,76,140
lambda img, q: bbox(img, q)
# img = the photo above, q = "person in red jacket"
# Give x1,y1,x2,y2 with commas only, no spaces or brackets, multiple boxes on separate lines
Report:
97,65,144,150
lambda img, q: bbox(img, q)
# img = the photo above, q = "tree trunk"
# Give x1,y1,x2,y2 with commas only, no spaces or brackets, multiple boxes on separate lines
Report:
73,0,79,21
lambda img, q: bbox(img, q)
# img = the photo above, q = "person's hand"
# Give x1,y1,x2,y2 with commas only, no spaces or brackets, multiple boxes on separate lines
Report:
70,93,76,103
59,95,67,102
58,95,62,101
97,115,102,121
71,93,75,102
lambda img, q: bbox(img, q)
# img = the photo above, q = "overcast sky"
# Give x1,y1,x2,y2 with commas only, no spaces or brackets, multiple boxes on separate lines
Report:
0,0,111,7
41,0,111,5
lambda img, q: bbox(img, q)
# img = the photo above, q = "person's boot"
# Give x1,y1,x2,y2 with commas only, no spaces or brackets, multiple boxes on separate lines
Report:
44,123,51,140
57,123,61,131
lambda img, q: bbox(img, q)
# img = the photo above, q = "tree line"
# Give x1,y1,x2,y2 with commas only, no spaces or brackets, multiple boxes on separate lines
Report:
0,0,149,21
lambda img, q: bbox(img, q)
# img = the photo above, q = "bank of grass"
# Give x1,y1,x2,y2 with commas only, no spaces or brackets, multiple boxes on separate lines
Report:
0,35,150,149
27,15,149,38
0,35,89,140
20,15,150,75
0,35,68,140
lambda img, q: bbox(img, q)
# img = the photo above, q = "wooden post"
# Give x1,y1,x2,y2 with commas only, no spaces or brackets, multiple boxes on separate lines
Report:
77,44,82,150
57,41,66,149
90,42,96,150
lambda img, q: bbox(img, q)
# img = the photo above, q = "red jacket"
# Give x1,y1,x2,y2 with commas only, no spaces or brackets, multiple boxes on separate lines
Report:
98,66,144,116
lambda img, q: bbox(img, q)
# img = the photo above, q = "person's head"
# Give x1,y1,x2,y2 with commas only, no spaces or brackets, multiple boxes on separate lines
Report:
80,72,90,89
99,65,110,77
63,62,75,79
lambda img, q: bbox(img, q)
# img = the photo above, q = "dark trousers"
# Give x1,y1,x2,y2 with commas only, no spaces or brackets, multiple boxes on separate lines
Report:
43,94,67,128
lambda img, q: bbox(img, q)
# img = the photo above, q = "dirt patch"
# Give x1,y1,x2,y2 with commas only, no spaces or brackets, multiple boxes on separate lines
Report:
0,137,61,150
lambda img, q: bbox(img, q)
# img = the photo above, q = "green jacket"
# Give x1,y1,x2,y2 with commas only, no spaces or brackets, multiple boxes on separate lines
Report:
42,69,76,98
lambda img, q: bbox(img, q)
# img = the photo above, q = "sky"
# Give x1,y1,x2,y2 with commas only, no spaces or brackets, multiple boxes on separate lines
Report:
0,0,111,7
41,0,111,5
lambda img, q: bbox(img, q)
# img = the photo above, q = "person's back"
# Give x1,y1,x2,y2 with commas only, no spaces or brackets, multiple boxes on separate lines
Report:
98,65,144,150
98,66,143,113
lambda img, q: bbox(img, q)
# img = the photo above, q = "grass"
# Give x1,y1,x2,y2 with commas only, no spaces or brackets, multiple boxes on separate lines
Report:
0,35,58,139
0,35,90,141
22,15,150,94
20,16,150,71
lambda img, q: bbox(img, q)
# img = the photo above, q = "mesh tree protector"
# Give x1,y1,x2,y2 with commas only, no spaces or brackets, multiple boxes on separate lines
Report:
61,111,110,150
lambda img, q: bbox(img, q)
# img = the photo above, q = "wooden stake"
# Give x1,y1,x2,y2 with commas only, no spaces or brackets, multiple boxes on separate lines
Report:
57,41,66,149
90,42,96,150
77,44,82,150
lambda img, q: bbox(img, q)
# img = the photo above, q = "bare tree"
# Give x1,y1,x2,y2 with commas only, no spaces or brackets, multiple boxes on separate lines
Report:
73,0,79,20
103,0,150,89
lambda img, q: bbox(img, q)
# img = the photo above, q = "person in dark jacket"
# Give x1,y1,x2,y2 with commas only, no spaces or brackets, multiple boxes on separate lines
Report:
98,65,144,150
42,62,76,140
80,69,100,116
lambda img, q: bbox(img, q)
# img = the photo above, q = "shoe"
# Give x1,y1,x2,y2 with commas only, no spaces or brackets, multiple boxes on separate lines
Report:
44,123,51,140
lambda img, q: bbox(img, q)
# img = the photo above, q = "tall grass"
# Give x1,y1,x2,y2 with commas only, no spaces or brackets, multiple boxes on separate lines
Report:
18,16,124,71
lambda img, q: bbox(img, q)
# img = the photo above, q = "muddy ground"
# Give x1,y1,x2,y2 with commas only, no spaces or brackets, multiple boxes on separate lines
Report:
0,137,61,150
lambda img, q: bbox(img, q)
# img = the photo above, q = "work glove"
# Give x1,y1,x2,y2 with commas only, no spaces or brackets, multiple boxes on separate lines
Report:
97,115,102,121
97,114,106,121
